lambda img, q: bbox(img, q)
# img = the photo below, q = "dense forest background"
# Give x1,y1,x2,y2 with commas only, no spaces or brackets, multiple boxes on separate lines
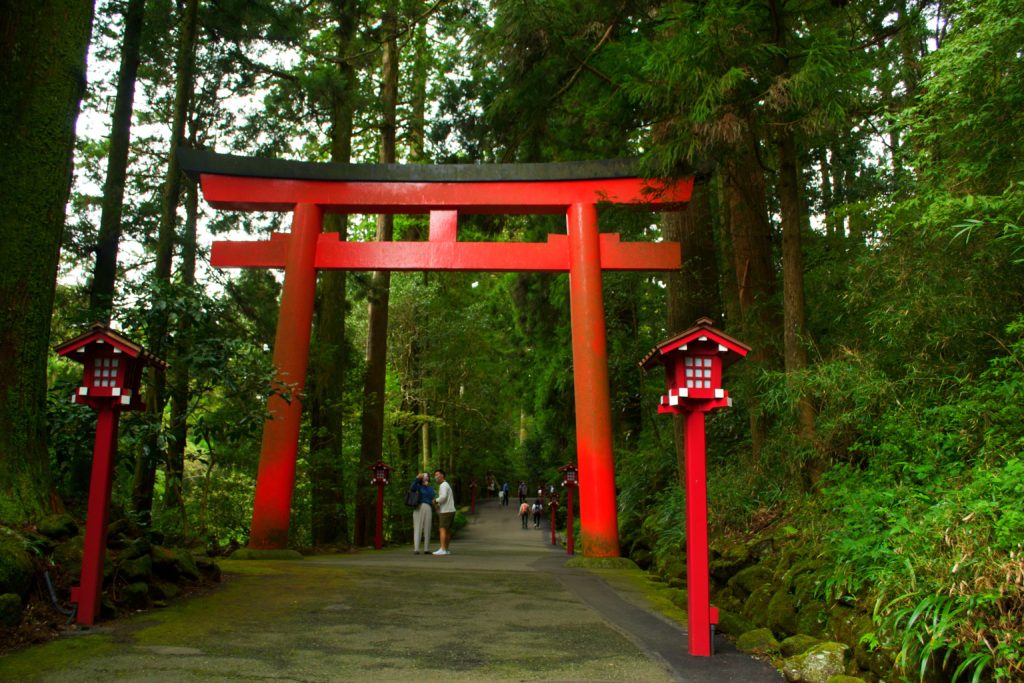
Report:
2,0,1022,679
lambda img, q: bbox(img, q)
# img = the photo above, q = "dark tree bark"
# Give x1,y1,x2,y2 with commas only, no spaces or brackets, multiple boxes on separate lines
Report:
724,131,782,464
308,0,360,547
663,180,720,484
89,0,146,321
133,0,199,520
777,128,819,482
355,4,399,546
0,1,95,523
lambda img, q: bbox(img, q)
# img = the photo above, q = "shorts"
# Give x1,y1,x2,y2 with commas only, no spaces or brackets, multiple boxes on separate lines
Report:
439,511,455,530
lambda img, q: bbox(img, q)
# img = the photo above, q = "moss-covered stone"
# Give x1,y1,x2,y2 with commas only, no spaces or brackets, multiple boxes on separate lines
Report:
666,587,688,610
710,541,752,582
797,600,829,638
716,607,756,637
122,582,150,610
0,530,34,598
730,564,773,598
767,588,800,637
825,676,866,683
781,634,822,657
37,514,78,540
565,556,638,570
828,605,873,650
783,642,849,683
148,580,181,601
792,572,821,605
118,554,152,582
152,546,201,581
120,537,152,561
854,642,895,678
0,592,23,626
742,584,774,624
711,585,744,612
195,557,221,582
736,627,780,654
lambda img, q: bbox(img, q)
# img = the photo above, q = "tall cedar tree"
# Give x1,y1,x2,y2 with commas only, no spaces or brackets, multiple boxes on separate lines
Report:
0,1,96,523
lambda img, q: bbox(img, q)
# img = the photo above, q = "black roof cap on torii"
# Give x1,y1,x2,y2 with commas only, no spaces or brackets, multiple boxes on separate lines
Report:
176,148,666,184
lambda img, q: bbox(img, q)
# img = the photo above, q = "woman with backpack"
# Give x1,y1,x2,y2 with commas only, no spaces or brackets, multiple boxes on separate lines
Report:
409,473,435,554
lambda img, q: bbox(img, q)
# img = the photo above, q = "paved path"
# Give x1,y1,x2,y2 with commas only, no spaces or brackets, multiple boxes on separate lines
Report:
0,498,781,682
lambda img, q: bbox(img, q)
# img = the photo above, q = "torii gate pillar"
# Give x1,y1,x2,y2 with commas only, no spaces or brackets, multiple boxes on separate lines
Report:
567,202,618,555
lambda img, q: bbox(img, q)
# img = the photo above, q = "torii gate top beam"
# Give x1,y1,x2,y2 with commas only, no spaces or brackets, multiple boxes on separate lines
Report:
179,149,692,215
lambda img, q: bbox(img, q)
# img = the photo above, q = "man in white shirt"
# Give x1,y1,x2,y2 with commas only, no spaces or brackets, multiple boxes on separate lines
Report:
432,469,456,555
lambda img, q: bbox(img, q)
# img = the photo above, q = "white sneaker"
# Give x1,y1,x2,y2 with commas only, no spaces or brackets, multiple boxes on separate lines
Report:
432,549,449,556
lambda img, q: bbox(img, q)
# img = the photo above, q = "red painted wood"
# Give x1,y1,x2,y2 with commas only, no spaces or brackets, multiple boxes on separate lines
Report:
567,202,620,558
684,407,712,656
248,203,322,549
429,210,458,241
74,405,120,625
375,484,385,550
566,486,575,556
211,232,681,273
199,174,693,214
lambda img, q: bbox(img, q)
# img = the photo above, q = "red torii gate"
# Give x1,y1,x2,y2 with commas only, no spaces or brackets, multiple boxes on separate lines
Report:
180,150,692,557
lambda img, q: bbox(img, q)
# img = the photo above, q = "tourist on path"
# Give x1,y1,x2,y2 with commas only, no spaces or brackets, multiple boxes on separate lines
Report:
518,480,528,505
519,500,530,529
433,469,456,555
501,481,510,507
410,473,435,554
532,499,543,528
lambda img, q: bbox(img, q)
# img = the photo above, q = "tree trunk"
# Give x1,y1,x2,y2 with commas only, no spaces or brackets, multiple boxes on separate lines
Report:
724,132,781,465
132,0,199,520
355,7,399,546
163,171,199,526
89,0,145,321
307,0,360,549
0,1,95,523
664,179,720,485
777,128,819,483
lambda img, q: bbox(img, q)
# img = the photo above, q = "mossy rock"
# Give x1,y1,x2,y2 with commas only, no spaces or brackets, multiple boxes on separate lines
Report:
630,547,652,569
195,557,221,582
709,542,752,582
828,605,873,650
0,592,23,627
0,529,34,598
52,535,84,575
716,607,756,637
793,572,821,606
782,558,824,589
152,546,202,581
118,554,152,582
729,564,773,598
711,585,744,612
742,584,774,624
228,548,304,561
825,676,866,683
666,588,688,610
121,581,151,610
565,556,638,570
781,634,823,657
782,642,850,683
148,580,180,601
854,642,895,678
120,537,152,561
767,588,800,638
656,552,685,582
37,514,78,540
797,600,829,638
736,627,780,655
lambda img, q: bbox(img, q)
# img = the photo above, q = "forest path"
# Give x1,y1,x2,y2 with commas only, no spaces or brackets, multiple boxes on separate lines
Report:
0,498,780,682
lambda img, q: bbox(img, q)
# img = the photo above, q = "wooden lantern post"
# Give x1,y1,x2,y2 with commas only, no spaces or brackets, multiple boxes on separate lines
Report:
369,461,391,549
640,317,750,657
560,463,579,555
54,324,167,626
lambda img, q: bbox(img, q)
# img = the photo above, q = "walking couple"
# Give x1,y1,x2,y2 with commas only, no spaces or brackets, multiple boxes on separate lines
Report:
409,469,456,556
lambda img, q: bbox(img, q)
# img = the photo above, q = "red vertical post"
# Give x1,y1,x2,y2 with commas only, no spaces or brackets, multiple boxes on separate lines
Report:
684,407,712,656
550,503,557,545
374,483,385,549
249,203,323,549
566,486,575,556
73,404,120,625
566,202,620,558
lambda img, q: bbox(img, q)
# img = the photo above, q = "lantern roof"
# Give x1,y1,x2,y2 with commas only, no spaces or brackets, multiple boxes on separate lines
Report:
639,317,751,371
54,323,168,370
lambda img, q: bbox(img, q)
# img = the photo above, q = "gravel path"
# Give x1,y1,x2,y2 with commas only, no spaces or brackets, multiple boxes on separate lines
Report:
0,498,780,682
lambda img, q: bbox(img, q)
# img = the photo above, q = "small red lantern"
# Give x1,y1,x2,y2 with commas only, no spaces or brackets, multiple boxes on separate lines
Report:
640,317,750,411
559,463,578,555
369,461,391,485
368,461,391,549
54,323,166,626
559,463,578,487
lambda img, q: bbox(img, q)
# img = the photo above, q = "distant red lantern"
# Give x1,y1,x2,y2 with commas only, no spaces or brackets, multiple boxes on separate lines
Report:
368,461,391,549
640,317,750,658
54,324,166,626
559,464,579,555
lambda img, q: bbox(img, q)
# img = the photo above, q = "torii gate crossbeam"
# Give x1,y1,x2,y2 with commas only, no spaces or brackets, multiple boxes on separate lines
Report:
181,149,692,557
